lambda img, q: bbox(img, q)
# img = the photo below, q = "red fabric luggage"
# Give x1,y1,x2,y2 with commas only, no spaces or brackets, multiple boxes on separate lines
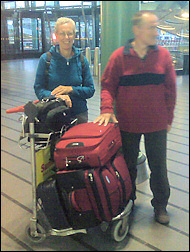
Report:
55,169,102,229
56,151,132,226
54,122,122,170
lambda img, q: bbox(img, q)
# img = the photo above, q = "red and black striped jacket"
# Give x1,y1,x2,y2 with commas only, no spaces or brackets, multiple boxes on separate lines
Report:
100,39,177,133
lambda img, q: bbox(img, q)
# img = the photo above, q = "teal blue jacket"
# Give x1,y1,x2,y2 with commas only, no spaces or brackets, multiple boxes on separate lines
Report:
34,45,95,116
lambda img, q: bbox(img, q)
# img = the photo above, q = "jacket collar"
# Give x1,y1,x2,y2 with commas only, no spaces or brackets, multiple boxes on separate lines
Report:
123,38,159,55
54,44,79,56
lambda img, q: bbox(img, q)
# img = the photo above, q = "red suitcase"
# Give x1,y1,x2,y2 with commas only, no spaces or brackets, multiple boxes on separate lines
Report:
56,151,132,225
54,122,122,170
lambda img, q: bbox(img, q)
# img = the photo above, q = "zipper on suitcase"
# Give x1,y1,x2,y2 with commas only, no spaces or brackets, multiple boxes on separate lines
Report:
112,162,127,205
99,167,113,218
88,173,93,182
87,171,106,221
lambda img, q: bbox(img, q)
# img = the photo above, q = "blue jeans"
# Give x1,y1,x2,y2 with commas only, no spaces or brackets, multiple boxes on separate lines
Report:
120,129,170,210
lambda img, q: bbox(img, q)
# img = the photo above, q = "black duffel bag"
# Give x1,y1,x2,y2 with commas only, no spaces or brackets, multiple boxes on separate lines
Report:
24,96,71,134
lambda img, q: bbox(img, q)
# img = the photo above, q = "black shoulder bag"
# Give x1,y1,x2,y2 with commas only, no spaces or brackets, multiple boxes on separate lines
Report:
24,96,71,134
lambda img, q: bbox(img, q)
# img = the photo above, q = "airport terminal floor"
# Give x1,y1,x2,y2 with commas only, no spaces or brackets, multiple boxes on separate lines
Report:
1,58,189,251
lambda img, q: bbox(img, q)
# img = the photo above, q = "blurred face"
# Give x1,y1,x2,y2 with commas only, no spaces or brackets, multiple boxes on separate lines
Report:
134,14,159,46
56,22,75,50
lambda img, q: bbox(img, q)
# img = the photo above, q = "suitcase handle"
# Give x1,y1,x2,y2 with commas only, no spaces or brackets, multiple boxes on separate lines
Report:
66,156,85,167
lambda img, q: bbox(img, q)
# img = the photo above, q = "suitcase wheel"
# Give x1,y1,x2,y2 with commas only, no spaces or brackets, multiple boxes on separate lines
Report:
25,223,46,243
100,221,110,232
110,217,130,242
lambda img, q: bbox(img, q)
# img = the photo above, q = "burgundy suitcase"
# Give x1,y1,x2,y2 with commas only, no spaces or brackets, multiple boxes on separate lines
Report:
54,122,122,170
56,151,132,227
55,169,101,229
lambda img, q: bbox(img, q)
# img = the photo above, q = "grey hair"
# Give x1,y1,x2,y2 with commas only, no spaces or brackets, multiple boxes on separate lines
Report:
54,17,76,34
132,10,156,27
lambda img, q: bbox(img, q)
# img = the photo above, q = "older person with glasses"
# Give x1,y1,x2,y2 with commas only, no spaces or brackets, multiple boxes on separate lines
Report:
34,17,95,124
94,10,176,225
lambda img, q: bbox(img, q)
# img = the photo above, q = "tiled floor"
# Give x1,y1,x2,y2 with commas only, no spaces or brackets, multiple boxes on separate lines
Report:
1,59,189,251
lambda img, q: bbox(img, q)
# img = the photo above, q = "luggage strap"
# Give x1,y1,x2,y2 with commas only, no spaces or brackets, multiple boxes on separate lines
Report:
99,167,113,218
87,170,106,221
112,162,127,206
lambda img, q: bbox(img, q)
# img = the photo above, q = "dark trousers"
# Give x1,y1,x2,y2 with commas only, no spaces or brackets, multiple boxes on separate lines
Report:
120,129,170,210
76,111,88,124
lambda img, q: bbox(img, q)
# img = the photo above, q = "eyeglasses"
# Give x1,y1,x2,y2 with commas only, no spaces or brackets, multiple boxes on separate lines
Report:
58,32,74,38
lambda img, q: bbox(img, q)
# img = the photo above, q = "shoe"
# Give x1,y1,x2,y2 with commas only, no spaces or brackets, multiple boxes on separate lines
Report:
154,208,170,225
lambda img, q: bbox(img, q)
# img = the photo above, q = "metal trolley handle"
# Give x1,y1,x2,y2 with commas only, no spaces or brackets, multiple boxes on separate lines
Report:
23,102,39,232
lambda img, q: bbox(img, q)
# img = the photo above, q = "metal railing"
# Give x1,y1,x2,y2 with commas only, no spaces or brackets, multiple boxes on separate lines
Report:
85,47,101,84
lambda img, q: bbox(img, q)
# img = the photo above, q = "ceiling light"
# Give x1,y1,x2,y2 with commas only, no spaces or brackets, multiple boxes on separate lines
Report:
157,25,175,30
174,11,189,20
176,33,189,37
182,12,189,18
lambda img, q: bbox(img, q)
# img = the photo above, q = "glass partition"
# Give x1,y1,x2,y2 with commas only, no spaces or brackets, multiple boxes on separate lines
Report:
22,18,41,51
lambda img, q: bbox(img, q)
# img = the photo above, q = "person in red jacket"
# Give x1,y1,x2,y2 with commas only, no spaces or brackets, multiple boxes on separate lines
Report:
94,10,176,225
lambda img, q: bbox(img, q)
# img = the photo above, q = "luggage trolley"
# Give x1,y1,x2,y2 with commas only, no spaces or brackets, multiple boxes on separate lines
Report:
6,101,133,243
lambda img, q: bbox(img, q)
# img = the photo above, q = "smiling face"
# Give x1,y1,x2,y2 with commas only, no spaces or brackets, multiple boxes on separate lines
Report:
133,13,159,46
56,22,75,51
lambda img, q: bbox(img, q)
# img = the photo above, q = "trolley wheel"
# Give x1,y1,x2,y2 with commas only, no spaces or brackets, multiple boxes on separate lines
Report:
111,219,130,242
25,223,46,243
100,221,110,232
